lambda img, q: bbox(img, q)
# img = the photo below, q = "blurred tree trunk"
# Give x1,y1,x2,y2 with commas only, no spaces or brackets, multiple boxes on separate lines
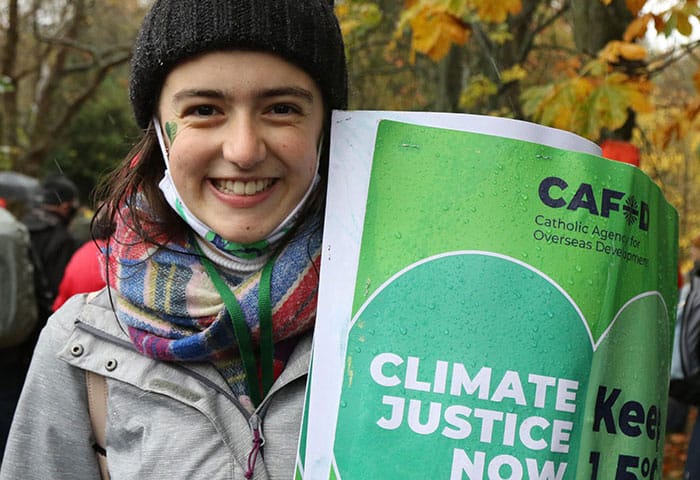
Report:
0,0,148,175
470,0,542,116
570,0,637,141
1,0,20,168
570,0,633,55
434,47,463,112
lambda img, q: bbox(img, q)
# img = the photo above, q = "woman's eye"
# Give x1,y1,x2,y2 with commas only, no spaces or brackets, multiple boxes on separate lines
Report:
270,104,299,115
190,105,217,117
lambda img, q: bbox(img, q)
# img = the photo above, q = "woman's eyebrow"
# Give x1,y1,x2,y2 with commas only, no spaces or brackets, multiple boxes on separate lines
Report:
171,86,316,104
172,88,226,102
257,86,315,104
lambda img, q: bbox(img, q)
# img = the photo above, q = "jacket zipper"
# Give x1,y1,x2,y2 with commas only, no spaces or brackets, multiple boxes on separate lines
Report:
245,413,265,478
243,372,307,478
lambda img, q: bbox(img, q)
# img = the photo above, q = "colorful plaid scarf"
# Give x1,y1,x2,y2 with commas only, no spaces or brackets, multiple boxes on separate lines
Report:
105,199,321,404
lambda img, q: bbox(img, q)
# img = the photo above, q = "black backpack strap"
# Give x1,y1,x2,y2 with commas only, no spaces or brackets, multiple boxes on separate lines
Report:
27,244,54,322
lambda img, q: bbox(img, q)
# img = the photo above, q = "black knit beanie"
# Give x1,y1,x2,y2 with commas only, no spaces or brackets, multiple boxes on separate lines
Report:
129,0,348,130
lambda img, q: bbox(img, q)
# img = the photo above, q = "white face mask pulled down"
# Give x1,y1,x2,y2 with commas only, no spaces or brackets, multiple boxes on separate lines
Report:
153,117,321,262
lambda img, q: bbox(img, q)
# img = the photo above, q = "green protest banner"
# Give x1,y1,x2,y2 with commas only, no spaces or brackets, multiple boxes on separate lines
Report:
296,111,678,480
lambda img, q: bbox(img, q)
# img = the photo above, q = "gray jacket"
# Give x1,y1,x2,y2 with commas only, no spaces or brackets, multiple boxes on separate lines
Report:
0,289,311,479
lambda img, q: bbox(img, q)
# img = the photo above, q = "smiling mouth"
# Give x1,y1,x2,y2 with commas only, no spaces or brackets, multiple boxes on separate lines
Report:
213,178,275,196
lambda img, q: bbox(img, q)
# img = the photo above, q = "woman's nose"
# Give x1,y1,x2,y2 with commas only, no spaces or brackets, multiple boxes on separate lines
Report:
221,117,266,169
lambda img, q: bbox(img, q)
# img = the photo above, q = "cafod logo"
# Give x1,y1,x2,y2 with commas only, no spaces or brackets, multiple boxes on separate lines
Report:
538,176,650,231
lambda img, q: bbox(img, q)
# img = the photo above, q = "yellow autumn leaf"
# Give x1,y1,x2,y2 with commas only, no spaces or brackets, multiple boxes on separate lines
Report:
571,77,597,99
598,41,646,63
471,0,522,23
408,5,470,62
552,78,598,133
598,42,622,63
459,75,498,109
636,76,654,95
522,77,595,134
335,3,348,17
336,2,382,38
521,84,554,120
676,12,693,37
338,6,361,38
625,0,646,16
488,29,514,45
578,84,631,139
619,42,647,61
600,0,613,5
624,14,652,41
500,64,527,83
583,75,653,137
628,88,654,114
524,71,653,139
554,57,583,77
693,68,700,94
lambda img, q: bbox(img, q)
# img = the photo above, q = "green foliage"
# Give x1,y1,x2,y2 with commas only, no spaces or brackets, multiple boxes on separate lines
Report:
459,75,498,110
339,0,444,111
45,68,140,206
0,0,147,177
581,80,632,136
487,24,515,45
337,1,383,39
0,76,13,93
0,76,15,169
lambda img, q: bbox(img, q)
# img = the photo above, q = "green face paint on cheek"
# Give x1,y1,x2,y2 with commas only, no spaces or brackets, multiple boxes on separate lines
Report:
165,121,178,144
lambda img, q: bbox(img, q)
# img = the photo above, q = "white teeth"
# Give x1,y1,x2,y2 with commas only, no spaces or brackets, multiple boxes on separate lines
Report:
216,179,271,196
244,181,257,195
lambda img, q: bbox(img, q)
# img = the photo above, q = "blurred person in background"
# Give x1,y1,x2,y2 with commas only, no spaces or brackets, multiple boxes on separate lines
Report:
21,174,81,323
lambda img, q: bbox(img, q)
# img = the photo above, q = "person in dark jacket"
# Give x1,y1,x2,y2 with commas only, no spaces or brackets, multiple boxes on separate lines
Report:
22,174,81,321
670,235,700,479
0,175,79,463
682,237,700,479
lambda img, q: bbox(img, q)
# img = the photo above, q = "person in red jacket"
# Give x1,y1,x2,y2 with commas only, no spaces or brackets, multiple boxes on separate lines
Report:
52,213,111,311
51,239,105,311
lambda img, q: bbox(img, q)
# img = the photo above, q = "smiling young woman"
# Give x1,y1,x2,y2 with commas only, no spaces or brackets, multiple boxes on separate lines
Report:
0,1,348,479
157,51,325,245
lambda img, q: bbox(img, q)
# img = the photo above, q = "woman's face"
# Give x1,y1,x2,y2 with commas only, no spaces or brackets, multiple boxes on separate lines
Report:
157,51,325,244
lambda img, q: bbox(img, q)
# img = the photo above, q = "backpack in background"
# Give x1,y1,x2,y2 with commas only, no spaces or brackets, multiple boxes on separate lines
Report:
670,270,700,405
0,208,38,348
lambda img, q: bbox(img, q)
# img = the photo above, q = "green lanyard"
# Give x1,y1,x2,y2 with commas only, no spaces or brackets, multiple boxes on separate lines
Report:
195,243,275,406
